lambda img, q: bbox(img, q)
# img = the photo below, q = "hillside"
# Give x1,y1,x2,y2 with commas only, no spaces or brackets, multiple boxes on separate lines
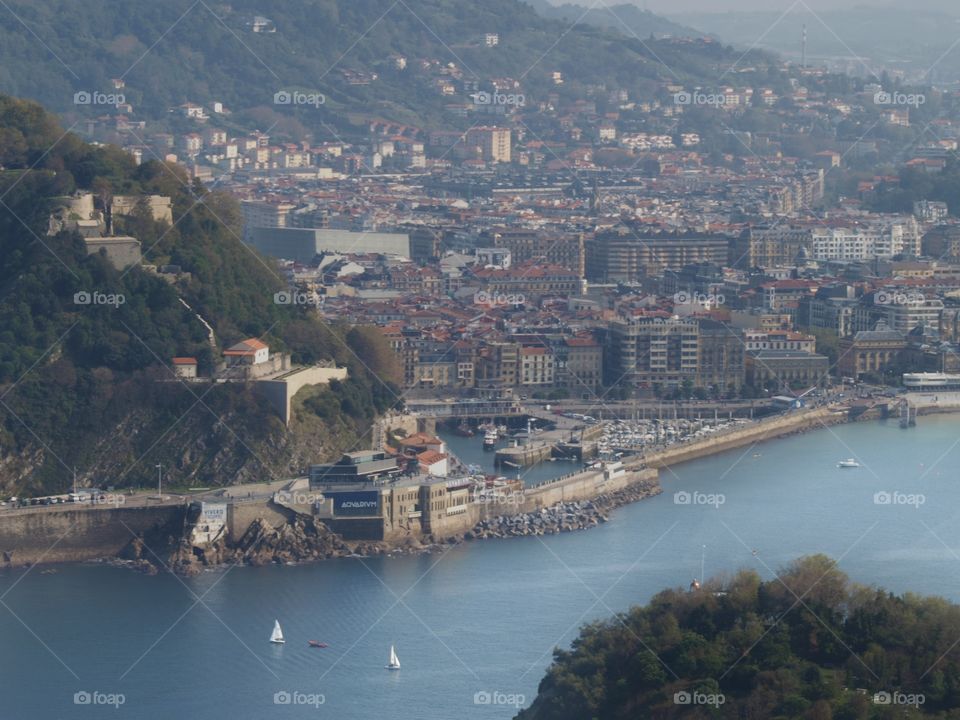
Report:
524,0,703,40
519,556,960,719
0,95,400,496
0,0,781,136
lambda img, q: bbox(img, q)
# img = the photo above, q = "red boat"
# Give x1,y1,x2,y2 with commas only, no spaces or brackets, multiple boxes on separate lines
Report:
308,640,328,648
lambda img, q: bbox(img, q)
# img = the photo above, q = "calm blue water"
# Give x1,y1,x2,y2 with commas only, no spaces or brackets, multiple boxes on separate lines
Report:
438,428,585,485
3,417,959,718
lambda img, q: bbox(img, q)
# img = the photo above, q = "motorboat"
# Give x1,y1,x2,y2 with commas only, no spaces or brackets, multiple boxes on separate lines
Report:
837,458,860,468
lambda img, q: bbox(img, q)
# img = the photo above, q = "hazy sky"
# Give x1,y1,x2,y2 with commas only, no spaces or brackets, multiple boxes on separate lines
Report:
545,0,953,15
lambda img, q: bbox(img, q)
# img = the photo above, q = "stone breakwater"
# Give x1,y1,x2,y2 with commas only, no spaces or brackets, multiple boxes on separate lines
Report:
465,477,662,540
121,516,354,576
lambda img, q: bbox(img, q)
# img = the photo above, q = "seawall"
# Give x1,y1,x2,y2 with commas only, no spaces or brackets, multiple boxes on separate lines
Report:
0,506,185,567
636,406,846,471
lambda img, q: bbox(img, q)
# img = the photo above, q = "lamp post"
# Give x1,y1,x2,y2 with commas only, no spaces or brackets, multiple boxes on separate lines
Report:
155,463,162,500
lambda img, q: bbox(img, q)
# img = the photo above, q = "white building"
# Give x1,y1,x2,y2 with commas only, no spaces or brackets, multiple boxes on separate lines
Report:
810,218,920,260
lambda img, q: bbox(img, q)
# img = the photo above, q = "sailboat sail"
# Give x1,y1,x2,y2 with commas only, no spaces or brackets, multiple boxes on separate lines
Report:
387,644,400,669
270,619,285,644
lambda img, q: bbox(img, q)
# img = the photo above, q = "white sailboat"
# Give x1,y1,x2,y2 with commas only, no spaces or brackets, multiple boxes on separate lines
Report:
386,644,401,670
269,619,285,644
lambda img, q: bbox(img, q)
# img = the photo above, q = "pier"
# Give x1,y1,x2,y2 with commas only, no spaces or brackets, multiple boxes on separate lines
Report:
494,423,605,467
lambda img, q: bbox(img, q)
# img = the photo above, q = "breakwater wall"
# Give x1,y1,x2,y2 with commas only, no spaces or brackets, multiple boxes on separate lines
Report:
0,505,185,568
637,406,847,470
422,465,661,541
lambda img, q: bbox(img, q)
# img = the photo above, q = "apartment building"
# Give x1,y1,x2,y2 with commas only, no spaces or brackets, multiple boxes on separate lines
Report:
607,313,699,390
744,330,816,353
586,228,730,281
474,262,581,297
748,217,921,266
558,337,603,395
697,320,745,391
241,200,295,241
465,126,511,162
485,228,585,278
519,346,555,387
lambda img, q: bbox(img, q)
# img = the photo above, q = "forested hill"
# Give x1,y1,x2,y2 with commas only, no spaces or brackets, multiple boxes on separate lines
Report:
519,556,960,719
0,95,400,495
524,0,703,40
0,0,778,133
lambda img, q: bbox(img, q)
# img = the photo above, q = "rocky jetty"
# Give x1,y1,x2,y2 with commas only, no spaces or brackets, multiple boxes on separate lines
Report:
466,477,661,540
122,516,354,576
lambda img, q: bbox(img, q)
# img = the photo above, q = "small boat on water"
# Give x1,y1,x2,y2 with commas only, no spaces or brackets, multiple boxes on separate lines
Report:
837,458,860,468
386,644,401,670
482,428,498,450
308,640,328,648
452,422,474,437
269,619,285,644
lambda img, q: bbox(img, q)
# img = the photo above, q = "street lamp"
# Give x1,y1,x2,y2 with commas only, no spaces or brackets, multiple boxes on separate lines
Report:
155,463,163,500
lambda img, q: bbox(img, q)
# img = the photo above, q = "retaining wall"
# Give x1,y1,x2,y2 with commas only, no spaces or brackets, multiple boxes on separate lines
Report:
0,505,184,567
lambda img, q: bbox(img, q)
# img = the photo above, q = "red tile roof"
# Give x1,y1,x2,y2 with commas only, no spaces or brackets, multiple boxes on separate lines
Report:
224,338,269,356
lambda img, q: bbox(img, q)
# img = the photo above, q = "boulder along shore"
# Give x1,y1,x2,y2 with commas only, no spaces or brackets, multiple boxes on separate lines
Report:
113,476,662,576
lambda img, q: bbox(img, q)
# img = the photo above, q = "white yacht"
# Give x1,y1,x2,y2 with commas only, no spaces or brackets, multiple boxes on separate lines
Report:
837,458,860,468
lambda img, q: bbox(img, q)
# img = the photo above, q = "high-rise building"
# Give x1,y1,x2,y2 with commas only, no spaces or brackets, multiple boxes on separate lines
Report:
465,126,511,163
607,312,699,390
